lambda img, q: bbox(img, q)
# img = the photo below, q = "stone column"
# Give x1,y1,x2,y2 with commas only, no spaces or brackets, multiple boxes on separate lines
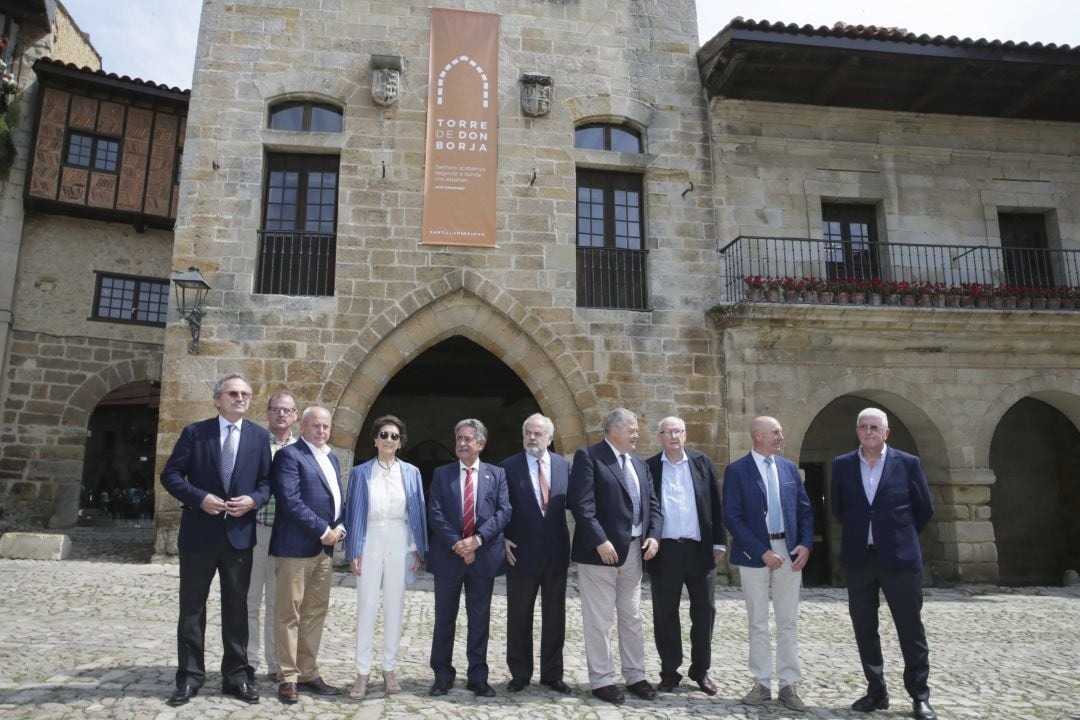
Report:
929,468,998,583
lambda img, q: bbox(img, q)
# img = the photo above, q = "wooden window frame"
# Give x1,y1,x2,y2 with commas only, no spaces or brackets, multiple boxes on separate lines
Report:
268,101,344,133
89,271,170,327
65,130,121,174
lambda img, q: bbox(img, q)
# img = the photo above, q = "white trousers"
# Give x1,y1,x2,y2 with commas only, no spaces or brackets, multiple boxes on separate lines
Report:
738,537,803,689
577,540,646,688
246,523,277,673
355,519,409,675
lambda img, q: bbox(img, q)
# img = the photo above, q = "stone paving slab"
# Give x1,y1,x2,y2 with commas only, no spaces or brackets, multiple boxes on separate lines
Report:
0,557,1078,719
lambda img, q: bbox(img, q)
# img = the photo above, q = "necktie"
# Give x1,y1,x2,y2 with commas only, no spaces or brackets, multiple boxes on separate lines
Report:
620,454,641,526
765,456,782,533
221,424,237,496
537,458,549,515
462,467,475,538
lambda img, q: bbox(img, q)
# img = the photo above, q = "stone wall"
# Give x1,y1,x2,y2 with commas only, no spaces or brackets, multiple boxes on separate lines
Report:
158,0,723,552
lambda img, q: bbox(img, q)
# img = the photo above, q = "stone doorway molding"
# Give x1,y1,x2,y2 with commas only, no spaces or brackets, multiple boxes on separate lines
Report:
322,268,596,460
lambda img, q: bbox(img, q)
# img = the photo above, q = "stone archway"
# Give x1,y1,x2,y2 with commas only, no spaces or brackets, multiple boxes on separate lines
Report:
322,269,596,462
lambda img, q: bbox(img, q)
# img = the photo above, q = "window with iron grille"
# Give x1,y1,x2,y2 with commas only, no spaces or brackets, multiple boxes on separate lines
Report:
66,132,121,173
575,167,648,310
90,272,169,326
256,153,339,296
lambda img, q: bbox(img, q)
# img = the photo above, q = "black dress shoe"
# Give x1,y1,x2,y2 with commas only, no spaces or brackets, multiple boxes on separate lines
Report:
591,684,625,704
466,681,496,697
657,676,680,692
428,681,450,696
507,677,528,692
166,684,198,706
626,679,657,700
297,676,341,696
222,682,260,704
540,679,573,694
913,699,937,720
851,692,890,712
694,675,718,696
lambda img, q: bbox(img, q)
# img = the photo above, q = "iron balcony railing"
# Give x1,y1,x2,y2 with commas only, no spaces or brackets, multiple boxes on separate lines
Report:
718,236,1080,304
577,246,649,310
256,230,336,296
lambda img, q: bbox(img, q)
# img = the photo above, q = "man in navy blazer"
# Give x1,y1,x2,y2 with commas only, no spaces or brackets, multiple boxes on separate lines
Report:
269,406,345,704
500,413,572,694
568,408,662,705
160,373,271,707
831,408,936,720
427,418,511,698
645,416,726,696
722,416,813,712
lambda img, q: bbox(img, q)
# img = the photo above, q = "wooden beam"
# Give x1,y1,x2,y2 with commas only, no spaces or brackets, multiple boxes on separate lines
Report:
706,51,746,99
1001,68,1070,117
814,56,859,105
910,63,965,113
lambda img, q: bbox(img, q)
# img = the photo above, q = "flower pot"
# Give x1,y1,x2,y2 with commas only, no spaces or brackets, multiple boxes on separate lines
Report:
820,291,834,304
785,290,799,303
887,293,901,306
975,295,990,308
838,291,850,304
745,288,763,302
933,293,946,307
766,288,780,302
918,293,932,307
1062,298,1076,309
1002,296,1017,309
991,296,1003,309
1047,298,1061,310
1018,297,1032,309
901,295,916,306
868,293,882,306
1032,297,1047,309
852,292,866,304
803,290,818,304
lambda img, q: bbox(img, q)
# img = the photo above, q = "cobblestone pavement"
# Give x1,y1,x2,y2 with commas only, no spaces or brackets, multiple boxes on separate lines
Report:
1,528,1078,719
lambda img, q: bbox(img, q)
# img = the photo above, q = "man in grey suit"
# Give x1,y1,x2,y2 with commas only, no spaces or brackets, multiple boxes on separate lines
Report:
567,408,662,705
501,413,572,694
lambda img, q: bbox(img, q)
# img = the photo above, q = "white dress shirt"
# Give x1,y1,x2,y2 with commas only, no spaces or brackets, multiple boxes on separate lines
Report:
301,437,342,539
859,443,889,545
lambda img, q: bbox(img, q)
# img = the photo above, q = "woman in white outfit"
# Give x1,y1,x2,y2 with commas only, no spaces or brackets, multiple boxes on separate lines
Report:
344,415,428,699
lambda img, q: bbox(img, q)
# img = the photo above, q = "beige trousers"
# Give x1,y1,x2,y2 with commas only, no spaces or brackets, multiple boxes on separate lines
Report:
274,553,332,684
576,540,646,688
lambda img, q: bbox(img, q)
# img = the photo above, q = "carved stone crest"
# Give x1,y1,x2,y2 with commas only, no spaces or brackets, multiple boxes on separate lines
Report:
371,54,403,107
519,73,553,117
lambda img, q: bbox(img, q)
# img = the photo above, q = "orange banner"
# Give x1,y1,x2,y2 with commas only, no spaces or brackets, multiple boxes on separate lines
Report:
421,8,500,247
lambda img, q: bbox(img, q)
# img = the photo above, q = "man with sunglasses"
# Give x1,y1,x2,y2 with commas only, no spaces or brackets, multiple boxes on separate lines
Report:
832,408,936,720
246,391,298,682
161,374,272,706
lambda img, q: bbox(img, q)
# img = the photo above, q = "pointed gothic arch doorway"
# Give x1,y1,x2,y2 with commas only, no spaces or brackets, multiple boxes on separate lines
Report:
351,336,542,489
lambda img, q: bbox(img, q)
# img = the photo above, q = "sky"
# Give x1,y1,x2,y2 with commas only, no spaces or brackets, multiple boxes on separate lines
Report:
58,0,1080,92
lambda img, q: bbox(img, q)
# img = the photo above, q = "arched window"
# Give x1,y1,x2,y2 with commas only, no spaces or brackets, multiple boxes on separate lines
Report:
268,101,343,133
574,123,642,153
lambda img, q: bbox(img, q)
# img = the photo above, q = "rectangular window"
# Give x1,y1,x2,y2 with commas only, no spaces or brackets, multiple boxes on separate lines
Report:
999,212,1054,288
66,132,121,173
256,153,339,296
822,203,879,282
575,169,648,309
91,272,169,326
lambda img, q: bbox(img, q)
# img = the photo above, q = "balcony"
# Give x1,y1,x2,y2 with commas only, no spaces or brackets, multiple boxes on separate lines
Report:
718,236,1080,309
577,246,649,310
256,231,336,296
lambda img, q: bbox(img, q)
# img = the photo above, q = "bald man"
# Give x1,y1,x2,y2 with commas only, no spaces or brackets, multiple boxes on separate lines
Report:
722,416,814,712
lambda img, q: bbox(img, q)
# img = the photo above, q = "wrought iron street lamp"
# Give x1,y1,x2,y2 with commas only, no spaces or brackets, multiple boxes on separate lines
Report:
172,266,210,354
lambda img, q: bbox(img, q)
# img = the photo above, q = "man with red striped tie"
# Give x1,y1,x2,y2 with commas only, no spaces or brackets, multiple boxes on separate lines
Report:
427,419,511,698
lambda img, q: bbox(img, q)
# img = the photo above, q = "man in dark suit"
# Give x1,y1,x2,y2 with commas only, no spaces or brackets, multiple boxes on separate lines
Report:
500,413,572,694
568,408,662,705
645,416,725,696
427,418,511,698
160,373,272,706
722,416,813,712
270,406,345,704
831,408,936,720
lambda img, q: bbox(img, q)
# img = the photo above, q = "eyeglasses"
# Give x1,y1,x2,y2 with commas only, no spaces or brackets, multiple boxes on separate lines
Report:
378,431,401,441
268,406,295,415
660,429,685,437
857,424,885,433
225,390,251,399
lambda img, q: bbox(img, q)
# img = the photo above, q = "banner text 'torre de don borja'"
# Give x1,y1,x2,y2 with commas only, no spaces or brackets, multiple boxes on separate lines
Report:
421,8,499,248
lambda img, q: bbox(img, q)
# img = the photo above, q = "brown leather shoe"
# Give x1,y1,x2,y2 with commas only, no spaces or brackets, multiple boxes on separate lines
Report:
626,679,657,700
278,682,298,704
591,684,625,704
694,675,718,696
297,676,341,696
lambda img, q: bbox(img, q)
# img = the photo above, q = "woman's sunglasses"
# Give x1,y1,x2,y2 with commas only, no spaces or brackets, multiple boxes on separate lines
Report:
378,431,401,441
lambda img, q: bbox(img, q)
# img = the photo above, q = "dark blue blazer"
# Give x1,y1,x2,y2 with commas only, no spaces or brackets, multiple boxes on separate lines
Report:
568,441,663,567
831,447,934,572
722,452,813,568
427,461,511,579
269,439,344,559
499,451,571,578
160,417,271,553
645,447,725,573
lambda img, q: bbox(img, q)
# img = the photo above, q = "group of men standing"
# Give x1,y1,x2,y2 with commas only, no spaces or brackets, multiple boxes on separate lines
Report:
159,373,936,720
